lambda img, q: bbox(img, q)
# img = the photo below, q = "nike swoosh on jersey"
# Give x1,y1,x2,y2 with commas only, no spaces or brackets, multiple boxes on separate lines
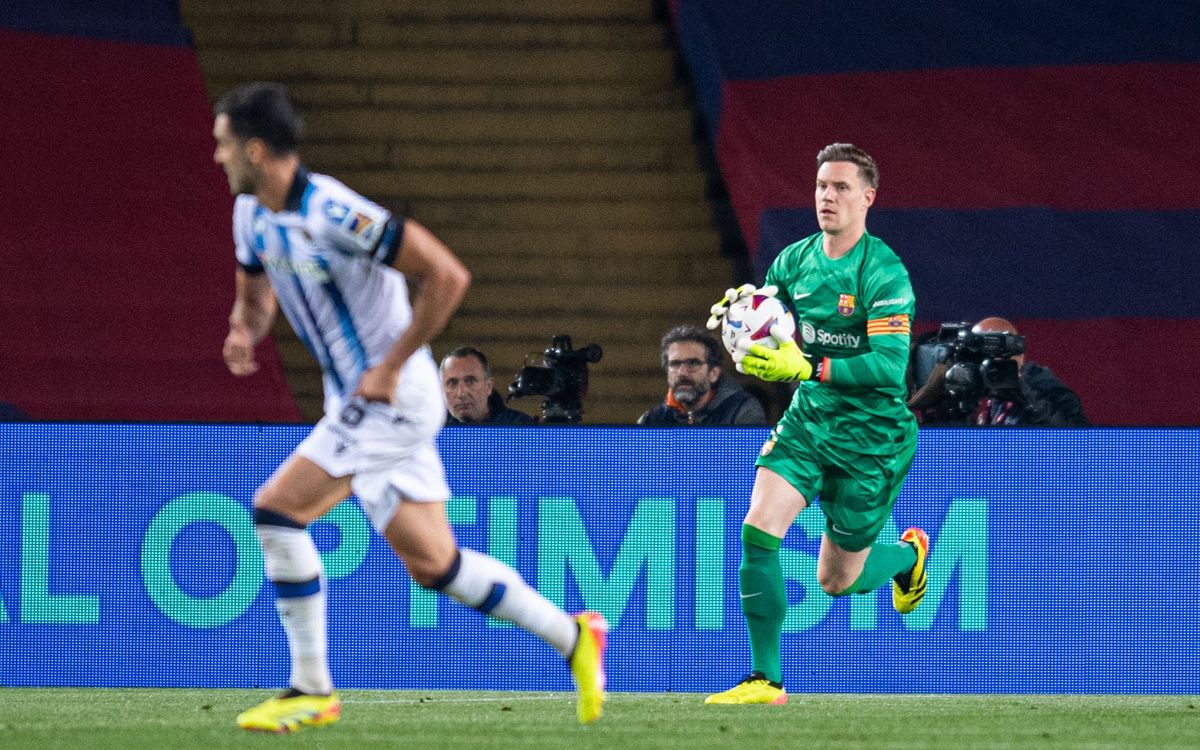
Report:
793,291,813,299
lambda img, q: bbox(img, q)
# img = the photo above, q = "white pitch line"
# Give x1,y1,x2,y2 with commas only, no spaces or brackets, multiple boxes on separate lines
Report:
344,694,569,705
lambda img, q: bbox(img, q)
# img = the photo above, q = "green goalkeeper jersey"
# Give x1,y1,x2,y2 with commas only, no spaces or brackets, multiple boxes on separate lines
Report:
765,230,917,455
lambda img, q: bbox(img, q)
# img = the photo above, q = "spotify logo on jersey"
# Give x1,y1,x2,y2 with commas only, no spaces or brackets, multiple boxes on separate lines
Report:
801,321,816,344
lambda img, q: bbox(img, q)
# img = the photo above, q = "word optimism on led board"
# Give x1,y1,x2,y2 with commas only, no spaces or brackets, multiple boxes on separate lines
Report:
2,491,985,632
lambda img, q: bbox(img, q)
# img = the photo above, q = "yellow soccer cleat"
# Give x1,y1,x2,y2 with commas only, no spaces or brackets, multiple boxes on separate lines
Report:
893,527,930,615
704,673,787,705
236,689,341,733
569,611,608,724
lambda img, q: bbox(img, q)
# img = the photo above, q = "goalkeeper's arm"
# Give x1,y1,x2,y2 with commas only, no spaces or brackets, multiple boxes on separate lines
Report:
738,324,910,388
820,333,908,388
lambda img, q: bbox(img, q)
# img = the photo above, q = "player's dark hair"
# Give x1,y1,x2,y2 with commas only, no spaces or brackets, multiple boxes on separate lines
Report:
214,82,303,155
816,142,879,189
660,325,722,369
442,346,492,378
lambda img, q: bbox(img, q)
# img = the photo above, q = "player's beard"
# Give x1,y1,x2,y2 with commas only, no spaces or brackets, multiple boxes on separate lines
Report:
227,156,263,197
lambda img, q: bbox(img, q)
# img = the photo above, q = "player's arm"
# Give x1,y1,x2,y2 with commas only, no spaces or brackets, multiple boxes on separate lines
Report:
819,318,910,388
821,266,914,388
740,251,913,385
223,269,277,377
355,218,471,402
740,316,911,385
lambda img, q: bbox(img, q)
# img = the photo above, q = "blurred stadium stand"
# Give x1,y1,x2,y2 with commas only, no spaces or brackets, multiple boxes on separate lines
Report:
0,0,738,424
671,0,1200,425
6,1,1195,425
0,0,300,421
180,0,736,423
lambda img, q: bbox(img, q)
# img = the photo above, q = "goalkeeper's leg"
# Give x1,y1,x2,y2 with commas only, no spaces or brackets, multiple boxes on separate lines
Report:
817,438,924,610
707,467,809,705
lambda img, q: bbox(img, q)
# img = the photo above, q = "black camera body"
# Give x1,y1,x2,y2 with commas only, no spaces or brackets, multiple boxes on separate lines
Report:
912,322,1026,422
507,335,603,423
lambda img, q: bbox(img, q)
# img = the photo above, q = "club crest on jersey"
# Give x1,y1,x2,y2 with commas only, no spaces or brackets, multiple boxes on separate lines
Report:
837,294,856,316
348,212,375,236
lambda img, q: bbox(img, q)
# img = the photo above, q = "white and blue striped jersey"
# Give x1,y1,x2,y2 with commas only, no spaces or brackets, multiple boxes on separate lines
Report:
233,167,435,414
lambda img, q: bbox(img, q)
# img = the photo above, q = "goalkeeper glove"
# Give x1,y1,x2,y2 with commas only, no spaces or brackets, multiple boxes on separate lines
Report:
705,283,779,331
735,326,818,382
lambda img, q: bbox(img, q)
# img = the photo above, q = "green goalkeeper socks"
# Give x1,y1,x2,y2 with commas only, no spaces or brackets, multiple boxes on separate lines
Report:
739,524,786,684
835,541,918,596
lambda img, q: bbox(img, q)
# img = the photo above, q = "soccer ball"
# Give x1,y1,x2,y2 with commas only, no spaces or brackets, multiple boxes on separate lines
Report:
721,293,796,356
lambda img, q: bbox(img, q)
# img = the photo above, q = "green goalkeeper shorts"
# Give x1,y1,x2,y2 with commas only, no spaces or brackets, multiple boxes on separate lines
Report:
755,425,917,552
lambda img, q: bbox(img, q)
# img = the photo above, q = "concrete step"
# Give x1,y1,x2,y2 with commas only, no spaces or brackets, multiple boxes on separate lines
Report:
459,251,729,287
181,0,656,22
337,168,705,201
205,79,688,109
195,47,676,84
299,107,692,143
460,281,714,316
403,198,714,230
300,140,697,172
438,228,724,257
441,311,710,345
191,20,667,49
358,20,665,49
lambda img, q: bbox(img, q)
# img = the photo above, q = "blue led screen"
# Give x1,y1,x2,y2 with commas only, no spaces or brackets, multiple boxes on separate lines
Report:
1,424,1197,693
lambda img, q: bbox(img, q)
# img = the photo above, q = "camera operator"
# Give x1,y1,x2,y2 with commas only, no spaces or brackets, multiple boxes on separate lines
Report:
638,324,767,425
507,335,603,423
440,347,534,425
968,318,1087,426
910,317,1088,426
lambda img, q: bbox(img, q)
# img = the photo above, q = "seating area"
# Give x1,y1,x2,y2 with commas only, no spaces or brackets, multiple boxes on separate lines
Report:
181,0,733,423
3,0,1198,424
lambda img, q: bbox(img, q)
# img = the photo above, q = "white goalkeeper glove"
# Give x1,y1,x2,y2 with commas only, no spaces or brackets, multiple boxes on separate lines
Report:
705,283,779,331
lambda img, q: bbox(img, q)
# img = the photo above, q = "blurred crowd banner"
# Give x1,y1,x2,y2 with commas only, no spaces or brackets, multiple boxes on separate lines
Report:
2,424,1197,693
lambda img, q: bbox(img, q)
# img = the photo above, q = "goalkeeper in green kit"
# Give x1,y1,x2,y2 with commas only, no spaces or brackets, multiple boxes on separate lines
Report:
705,143,928,705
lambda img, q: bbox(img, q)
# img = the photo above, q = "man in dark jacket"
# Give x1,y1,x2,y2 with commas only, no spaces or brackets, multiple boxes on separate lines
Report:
441,347,535,425
638,325,767,425
970,317,1088,426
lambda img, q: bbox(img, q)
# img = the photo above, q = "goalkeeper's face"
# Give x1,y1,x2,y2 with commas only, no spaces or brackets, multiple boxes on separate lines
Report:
666,342,720,409
815,160,875,236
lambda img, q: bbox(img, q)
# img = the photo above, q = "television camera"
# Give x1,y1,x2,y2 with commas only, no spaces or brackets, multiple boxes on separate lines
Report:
507,335,603,424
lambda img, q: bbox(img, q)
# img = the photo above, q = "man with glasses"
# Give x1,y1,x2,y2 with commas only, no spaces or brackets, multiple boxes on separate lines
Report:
638,324,767,426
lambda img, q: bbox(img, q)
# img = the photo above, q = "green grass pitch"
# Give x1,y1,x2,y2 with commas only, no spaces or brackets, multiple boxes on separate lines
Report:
0,689,1197,750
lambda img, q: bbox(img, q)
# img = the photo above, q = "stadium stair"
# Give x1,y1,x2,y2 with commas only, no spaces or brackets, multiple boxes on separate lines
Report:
180,0,734,423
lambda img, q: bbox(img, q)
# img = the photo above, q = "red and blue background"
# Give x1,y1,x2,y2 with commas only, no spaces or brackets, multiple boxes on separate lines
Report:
0,1,1196,425
0,0,298,422
671,0,1200,425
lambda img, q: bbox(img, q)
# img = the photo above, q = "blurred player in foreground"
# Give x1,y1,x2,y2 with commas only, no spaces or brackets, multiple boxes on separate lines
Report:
705,143,927,704
213,82,606,731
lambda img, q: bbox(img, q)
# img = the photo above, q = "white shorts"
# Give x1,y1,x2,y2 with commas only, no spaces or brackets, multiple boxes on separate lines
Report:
297,358,450,533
